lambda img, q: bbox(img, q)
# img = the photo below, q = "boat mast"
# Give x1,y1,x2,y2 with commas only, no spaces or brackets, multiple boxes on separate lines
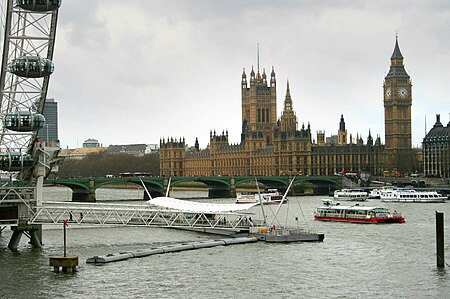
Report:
269,176,296,228
255,178,267,226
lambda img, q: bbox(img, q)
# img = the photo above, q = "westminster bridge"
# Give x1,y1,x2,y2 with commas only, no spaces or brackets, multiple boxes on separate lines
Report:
44,175,345,202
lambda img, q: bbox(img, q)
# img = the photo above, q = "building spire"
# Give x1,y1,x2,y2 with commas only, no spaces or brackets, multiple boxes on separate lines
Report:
284,80,292,111
391,34,403,60
339,114,345,131
385,35,409,79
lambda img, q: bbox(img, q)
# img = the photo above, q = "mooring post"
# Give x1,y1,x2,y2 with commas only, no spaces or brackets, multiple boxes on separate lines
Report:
49,219,78,273
63,219,67,257
436,211,444,268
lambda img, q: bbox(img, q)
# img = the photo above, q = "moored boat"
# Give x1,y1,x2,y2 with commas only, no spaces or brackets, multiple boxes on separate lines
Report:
314,199,405,224
380,189,447,203
236,188,287,204
333,189,368,201
248,177,324,242
249,226,324,242
368,187,395,199
368,189,382,199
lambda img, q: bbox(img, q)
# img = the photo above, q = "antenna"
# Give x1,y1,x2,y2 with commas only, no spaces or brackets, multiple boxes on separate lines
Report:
257,43,260,71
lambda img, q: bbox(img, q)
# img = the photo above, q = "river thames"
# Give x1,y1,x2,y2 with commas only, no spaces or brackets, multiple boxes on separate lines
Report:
0,187,449,298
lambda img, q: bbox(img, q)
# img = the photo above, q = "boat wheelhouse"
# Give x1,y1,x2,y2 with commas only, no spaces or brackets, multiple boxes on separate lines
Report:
380,189,447,203
333,189,368,201
314,200,405,224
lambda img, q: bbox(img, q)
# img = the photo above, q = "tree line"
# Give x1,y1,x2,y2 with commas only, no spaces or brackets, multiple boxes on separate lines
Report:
56,153,160,178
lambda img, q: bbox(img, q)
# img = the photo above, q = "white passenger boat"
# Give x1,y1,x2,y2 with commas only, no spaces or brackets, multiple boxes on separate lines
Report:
236,189,286,204
380,189,447,203
368,187,394,199
333,189,368,201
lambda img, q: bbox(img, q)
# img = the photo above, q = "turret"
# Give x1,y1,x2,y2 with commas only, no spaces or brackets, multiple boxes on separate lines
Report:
241,68,247,89
250,66,255,85
270,66,276,87
338,114,347,145
367,130,373,146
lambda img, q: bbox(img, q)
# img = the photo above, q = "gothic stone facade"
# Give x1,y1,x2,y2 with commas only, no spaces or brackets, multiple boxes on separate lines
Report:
160,39,413,177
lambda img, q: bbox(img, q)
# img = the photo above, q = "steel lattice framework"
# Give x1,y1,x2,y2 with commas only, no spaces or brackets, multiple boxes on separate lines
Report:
0,0,59,180
30,201,256,234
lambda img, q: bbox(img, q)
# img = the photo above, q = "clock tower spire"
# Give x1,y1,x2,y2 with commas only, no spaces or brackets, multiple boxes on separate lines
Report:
383,35,412,173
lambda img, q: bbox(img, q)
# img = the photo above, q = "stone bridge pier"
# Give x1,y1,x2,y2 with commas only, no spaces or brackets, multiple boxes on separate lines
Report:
72,178,96,202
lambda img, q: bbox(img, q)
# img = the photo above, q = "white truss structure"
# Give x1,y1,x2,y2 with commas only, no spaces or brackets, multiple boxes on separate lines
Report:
30,201,258,233
0,0,59,176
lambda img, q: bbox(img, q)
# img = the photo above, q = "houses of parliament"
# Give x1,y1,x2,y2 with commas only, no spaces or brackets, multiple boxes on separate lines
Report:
159,37,415,178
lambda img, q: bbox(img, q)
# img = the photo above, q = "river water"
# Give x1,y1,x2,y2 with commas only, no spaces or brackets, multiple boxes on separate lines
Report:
0,187,449,298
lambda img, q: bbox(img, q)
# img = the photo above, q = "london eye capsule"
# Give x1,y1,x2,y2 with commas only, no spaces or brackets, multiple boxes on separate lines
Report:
0,152,34,172
3,111,46,132
16,0,62,12
8,56,54,78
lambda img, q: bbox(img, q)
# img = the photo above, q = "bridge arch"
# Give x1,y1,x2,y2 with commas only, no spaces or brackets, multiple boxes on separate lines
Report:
292,176,340,195
234,176,289,193
171,176,231,198
45,178,92,201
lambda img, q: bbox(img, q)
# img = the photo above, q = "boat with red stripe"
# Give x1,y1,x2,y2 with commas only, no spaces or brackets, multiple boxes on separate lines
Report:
314,199,405,224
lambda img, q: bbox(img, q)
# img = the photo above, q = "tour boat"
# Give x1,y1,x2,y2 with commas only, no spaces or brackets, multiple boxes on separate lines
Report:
333,189,368,201
368,187,395,199
380,189,447,203
314,199,405,224
368,189,382,199
236,189,287,204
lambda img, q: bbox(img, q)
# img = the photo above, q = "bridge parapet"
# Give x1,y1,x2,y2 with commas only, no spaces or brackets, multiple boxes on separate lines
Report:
45,175,342,201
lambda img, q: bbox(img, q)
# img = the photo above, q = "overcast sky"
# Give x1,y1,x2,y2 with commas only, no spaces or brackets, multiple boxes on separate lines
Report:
48,0,450,149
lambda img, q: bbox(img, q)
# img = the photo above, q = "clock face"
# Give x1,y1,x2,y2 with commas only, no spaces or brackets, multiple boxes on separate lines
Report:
385,88,391,98
398,87,408,98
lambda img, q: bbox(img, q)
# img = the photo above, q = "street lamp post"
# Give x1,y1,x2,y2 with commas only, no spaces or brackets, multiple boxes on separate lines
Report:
43,122,57,147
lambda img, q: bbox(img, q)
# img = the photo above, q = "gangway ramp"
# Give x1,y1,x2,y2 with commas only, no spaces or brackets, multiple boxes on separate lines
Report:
30,201,256,236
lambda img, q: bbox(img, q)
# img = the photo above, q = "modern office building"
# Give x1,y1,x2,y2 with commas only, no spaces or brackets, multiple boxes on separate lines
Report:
38,98,59,146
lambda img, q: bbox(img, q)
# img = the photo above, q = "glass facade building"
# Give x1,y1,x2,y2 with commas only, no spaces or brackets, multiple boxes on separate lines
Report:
38,98,59,146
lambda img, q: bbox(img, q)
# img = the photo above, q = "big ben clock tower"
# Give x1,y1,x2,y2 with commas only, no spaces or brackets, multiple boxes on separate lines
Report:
383,36,412,173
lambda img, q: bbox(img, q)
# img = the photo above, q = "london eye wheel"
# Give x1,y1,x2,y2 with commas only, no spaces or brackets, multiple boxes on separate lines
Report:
0,0,61,182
